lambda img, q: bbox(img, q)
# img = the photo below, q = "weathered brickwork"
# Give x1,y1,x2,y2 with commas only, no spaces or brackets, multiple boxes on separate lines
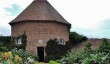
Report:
11,21,69,55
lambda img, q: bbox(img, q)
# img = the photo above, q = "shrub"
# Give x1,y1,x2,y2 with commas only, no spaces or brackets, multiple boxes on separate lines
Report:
0,51,23,64
12,48,31,63
84,42,93,56
45,39,71,62
0,36,13,50
82,53,109,64
32,55,39,61
0,43,8,52
98,38,110,63
59,50,85,64
45,55,57,62
59,39,110,64
98,38,110,54
0,49,39,64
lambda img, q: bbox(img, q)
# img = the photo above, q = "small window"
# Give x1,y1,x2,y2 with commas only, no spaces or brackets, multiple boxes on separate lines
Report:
16,38,22,44
58,38,65,45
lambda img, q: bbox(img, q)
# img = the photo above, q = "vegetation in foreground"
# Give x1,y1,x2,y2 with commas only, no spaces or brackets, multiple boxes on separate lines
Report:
0,48,39,64
59,38,110,64
1,32,110,64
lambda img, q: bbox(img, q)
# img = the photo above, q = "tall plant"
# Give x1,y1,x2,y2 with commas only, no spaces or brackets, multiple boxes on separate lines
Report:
45,39,71,62
21,32,27,49
15,32,27,49
84,42,93,56
99,38,110,54
98,38,110,62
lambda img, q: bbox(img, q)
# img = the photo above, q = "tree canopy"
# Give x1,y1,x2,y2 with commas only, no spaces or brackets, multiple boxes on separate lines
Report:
69,32,87,45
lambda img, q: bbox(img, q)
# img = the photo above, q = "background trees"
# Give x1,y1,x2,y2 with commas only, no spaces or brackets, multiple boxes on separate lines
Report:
69,32,87,45
0,32,27,51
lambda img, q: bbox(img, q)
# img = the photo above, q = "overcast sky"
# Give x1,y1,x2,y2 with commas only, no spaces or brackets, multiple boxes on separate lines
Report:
0,0,110,38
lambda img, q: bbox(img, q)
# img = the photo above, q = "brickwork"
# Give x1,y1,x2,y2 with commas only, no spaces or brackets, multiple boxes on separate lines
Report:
11,21,69,55
72,39,103,51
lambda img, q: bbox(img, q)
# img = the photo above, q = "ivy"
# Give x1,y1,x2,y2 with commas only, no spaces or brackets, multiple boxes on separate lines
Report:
15,32,27,49
69,32,87,45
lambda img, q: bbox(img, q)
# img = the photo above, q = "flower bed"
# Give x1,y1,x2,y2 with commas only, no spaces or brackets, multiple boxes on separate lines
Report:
0,48,39,64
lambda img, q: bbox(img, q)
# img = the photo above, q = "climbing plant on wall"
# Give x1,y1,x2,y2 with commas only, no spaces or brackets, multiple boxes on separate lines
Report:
15,32,27,49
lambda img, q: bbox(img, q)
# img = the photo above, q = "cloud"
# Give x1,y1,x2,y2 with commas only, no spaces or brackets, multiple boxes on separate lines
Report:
4,4,23,16
100,19,110,29
0,0,110,38
0,0,33,36
97,19,110,38
71,27,101,38
71,19,110,38
0,15,14,36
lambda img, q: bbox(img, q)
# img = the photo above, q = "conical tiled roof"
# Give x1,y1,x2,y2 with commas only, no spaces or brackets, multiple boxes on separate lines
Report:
9,0,70,25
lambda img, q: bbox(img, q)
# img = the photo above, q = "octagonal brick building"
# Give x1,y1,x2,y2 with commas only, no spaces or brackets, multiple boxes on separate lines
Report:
9,0,71,61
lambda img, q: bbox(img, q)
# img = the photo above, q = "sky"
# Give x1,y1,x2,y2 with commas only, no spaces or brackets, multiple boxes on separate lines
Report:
0,0,110,38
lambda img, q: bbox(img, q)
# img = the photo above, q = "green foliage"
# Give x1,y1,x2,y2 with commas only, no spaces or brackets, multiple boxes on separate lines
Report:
99,38,110,54
45,55,56,62
0,36,13,50
21,32,27,49
34,61,39,64
60,51,110,64
12,48,31,61
82,53,109,64
49,60,60,64
32,55,39,61
69,32,87,45
84,42,93,56
97,38,110,63
15,32,27,49
0,36,11,45
45,39,71,62
59,39,110,64
0,49,39,64
59,50,85,64
0,43,8,52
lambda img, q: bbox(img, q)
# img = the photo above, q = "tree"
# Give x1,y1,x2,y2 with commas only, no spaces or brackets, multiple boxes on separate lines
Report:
0,36,12,50
84,42,93,56
69,32,87,45
21,32,27,49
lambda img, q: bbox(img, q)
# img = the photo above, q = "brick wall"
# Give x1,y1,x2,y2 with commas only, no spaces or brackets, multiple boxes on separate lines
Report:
72,39,103,51
11,21,69,55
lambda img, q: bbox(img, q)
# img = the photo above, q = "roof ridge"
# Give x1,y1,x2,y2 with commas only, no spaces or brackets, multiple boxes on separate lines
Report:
45,1,55,21
46,1,69,23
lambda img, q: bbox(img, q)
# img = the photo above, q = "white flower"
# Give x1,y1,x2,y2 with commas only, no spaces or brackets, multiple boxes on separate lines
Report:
27,57,35,63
